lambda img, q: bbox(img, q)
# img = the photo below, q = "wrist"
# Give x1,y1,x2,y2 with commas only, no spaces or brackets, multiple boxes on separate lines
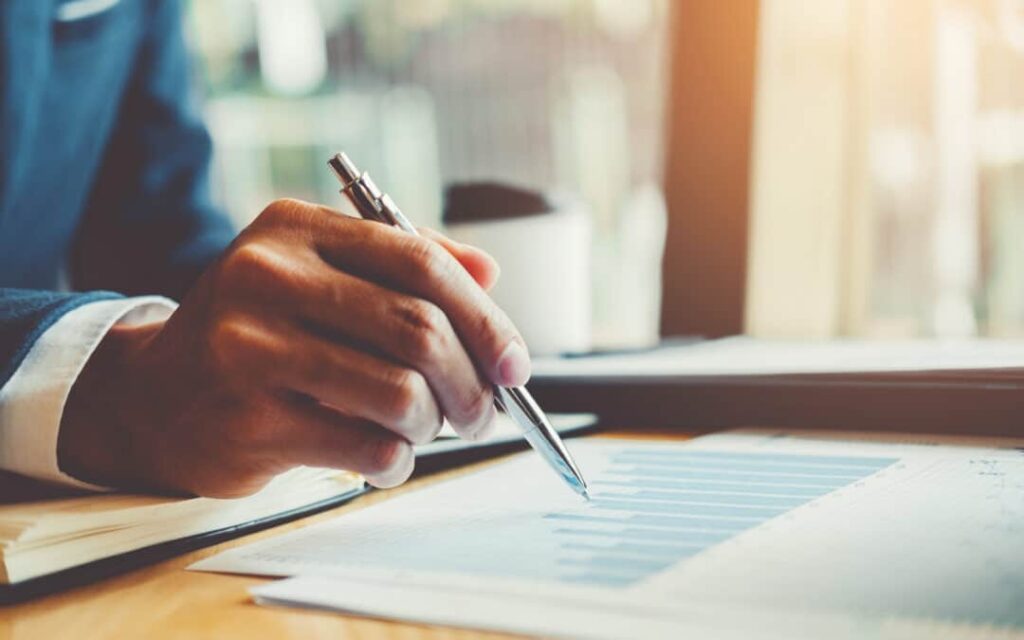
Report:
58,322,163,488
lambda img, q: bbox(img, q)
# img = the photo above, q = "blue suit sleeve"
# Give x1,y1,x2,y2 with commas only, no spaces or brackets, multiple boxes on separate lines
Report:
70,0,237,300
0,289,123,390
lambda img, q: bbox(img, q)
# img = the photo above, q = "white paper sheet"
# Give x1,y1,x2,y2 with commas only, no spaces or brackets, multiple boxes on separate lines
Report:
193,432,1024,639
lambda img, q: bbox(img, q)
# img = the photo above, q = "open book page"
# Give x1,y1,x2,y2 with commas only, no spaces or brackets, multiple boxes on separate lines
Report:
0,468,364,584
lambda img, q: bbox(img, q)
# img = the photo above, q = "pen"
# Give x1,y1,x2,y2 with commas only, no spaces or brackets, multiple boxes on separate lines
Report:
328,152,590,500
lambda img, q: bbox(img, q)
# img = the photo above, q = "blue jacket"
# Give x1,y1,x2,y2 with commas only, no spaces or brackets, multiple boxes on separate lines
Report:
0,0,236,388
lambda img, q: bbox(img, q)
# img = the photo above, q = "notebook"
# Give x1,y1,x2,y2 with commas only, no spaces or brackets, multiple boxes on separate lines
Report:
0,412,593,600
0,467,365,597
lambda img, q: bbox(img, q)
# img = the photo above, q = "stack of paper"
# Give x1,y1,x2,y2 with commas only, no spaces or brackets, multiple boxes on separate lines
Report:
533,337,1024,380
529,338,1024,434
193,431,1024,639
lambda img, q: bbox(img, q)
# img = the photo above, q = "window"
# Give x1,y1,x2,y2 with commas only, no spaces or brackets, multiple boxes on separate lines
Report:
748,0,1024,338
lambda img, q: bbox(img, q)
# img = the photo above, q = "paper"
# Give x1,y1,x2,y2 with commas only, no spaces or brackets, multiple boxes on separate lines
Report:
532,336,1024,379
0,467,365,584
193,432,1024,638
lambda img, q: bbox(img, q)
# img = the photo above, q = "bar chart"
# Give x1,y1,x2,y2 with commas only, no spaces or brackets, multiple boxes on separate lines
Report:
546,448,897,586
203,440,898,592
232,436,1024,633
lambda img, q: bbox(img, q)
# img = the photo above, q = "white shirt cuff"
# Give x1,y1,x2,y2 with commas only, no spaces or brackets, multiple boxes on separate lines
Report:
0,296,177,490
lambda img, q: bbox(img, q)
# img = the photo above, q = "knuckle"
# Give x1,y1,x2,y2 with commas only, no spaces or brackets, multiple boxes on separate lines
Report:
384,368,428,425
473,303,515,361
207,317,249,372
403,238,452,284
222,242,310,302
393,299,448,363
257,198,307,227
221,242,282,290
380,368,440,443
206,317,275,380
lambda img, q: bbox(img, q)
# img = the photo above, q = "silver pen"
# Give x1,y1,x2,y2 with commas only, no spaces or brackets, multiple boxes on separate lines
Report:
328,152,590,500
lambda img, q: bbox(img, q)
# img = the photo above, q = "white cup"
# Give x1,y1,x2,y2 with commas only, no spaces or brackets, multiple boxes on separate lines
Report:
444,186,591,356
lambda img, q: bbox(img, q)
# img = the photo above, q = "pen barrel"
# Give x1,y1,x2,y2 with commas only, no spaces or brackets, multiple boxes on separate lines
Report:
493,386,587,494
520,427,585,488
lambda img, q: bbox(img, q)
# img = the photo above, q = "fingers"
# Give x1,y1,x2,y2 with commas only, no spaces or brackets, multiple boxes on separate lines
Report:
283,400,415,488
418,227,500,291
296,272,498,439
239,200,516,439
310,213,531,388
215,315,443,445
290,340,444,446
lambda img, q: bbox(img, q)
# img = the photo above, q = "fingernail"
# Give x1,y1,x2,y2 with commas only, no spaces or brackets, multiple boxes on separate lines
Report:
497,341,531,387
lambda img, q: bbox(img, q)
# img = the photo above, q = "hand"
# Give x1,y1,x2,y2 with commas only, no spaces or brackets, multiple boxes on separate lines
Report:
59,199,530,497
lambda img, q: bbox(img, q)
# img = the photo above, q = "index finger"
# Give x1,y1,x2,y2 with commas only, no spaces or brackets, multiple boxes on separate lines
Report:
311,212,531,388
418,227,501,292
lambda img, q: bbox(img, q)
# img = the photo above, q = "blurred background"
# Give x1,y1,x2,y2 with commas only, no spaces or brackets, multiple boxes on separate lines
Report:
187,0,668,350
184,0,1024,347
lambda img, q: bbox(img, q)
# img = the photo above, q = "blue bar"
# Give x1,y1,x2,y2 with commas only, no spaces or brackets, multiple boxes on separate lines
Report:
614,466,865,485
544,513,625,525
556,526,730,545
559,555,675,573
558,573,636,588
615,448,898,468
610,490,809,509
611,457,889,477
545,512,753,533
568,542,701,559
594,479,833,497
590,498,787,518
631,514,755,531
556,527,635,539
622,527,730,544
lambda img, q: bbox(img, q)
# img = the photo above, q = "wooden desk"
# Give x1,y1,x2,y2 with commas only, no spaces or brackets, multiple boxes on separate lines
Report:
0,430,681,639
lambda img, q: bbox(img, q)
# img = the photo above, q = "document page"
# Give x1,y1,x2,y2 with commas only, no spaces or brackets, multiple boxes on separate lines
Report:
193,433,1024,639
